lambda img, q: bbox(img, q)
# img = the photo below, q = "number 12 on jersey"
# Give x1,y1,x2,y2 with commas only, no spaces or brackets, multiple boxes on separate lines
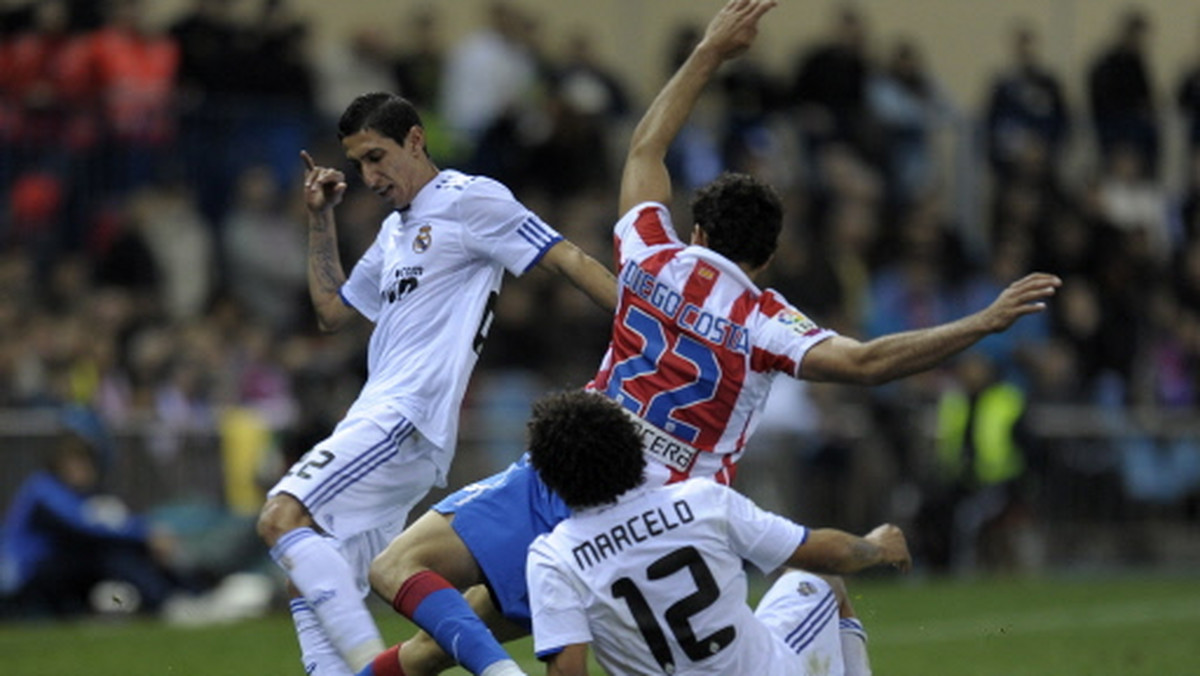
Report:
610,545,736,672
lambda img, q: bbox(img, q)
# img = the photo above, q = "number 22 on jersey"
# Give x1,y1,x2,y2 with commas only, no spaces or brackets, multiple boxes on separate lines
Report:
604,305,731,445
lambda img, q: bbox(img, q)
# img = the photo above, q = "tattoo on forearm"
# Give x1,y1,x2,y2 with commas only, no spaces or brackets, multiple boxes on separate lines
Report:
851,539,881,568
310,237,342,294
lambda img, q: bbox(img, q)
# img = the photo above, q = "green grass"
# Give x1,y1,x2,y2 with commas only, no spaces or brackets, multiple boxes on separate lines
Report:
3,573,1198,676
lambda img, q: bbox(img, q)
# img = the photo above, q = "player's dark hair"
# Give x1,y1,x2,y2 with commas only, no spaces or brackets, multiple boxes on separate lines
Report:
527,390,646,510
337,92,424,146
691,172,783,269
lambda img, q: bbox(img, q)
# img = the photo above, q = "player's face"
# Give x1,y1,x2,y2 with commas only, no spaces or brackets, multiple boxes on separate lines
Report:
342,127,429,209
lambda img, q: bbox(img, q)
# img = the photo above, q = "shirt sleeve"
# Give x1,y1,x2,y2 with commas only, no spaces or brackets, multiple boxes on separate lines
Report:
458,178,563,276
714,483,808,574
339,228,387,322
527,535,593,659
751,290,838,378
612,202,681,268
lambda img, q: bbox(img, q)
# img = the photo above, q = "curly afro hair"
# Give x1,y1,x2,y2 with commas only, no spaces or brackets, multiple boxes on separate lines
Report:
690,172,783,270
527,390,646,510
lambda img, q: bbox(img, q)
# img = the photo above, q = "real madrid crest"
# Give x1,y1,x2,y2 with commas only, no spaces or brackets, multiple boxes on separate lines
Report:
796,580,818,596
413,225,432,253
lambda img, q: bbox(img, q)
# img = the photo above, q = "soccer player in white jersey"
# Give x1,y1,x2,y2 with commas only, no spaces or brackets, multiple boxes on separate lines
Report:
356,1,1060,675
524,389,913,676
255,92,617,676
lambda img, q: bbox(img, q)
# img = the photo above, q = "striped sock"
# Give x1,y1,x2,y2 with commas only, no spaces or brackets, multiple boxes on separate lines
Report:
393,570,512,675
839,617,871,676
356,644,404,676
290,598,354,676
271,527,384,671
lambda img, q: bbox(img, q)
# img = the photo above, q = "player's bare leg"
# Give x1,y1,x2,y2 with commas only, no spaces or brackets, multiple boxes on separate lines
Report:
365,511,526,676
818,574,873,676
398,585,529,675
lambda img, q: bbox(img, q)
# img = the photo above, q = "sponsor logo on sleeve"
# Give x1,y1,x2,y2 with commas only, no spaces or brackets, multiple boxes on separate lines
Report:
775,307,819,335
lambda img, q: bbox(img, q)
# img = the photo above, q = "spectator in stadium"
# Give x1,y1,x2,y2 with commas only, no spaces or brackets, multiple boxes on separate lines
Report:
0,421,188,618
84,0,181,195
524,31,631,201
1087,9,1159,174
122,177,217,323
392,8,444,113
714,35,785,176
254,91,616,676
790,4,876,180
916,352,1040,573
1183,148,1200,244
1179,32,1200,164
0,0,99,251
524,389,912,676
438,2,538,150
221,163,309,334
983,23,1071,181
867,36,955,207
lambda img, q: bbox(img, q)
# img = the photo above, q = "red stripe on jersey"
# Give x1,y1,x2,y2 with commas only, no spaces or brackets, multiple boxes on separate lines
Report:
729,289,758,325
633,205,673,247
718,453,738,485
750,345,797,375
640,247,681,276
758,290,787,317
612,233,622,271
665,464,690,485
732,415,753,458
682,260,720,306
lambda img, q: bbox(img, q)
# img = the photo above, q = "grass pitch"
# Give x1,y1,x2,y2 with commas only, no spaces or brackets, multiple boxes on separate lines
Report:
3,573,1198,676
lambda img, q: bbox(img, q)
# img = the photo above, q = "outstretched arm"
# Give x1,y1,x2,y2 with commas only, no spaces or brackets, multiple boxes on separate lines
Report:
618,0,777,215
537,239,618,313
300,150,358,332
800,272,1063,385
789,524,912,576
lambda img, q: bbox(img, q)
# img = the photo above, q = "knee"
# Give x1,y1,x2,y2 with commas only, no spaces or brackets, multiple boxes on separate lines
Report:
782,569,852,615
256,494,311,545
368,540,424,602
814,573,856,618
818,573,848,600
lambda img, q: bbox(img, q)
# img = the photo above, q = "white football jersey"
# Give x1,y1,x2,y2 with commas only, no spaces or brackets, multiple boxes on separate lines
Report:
527,479,809,676
339,169,561,462
588,202,837,486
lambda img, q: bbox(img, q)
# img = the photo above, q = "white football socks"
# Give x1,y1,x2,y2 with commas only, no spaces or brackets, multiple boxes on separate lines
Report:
479,659,528,676
272,528,385,672
839,617,872,676
290,598,355,676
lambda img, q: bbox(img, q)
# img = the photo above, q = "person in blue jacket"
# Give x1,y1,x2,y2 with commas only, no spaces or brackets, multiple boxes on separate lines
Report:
0,427,184,618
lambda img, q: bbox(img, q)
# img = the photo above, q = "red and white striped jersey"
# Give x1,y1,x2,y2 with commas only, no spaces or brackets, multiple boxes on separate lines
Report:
588,202,836,486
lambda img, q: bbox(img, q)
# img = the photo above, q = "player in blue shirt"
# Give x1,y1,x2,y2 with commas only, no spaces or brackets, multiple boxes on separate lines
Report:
1,429,182,617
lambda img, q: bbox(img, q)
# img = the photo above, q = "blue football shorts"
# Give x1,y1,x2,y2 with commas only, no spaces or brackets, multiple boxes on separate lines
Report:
432,453,571,630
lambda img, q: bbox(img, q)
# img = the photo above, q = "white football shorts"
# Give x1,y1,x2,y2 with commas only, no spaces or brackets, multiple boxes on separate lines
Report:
754,569,846,676
269,409,443,546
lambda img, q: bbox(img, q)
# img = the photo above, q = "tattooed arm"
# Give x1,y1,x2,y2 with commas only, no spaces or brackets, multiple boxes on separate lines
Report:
788,524,912,575
301,150,358,332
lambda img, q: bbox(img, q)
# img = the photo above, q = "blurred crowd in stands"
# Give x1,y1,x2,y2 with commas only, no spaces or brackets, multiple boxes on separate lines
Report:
1,0,1199,605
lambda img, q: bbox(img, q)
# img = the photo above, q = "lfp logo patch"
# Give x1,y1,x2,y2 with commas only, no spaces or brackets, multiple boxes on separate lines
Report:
776,307,818,335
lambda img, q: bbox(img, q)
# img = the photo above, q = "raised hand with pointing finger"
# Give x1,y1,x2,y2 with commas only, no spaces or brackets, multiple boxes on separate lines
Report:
300,150,347,215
